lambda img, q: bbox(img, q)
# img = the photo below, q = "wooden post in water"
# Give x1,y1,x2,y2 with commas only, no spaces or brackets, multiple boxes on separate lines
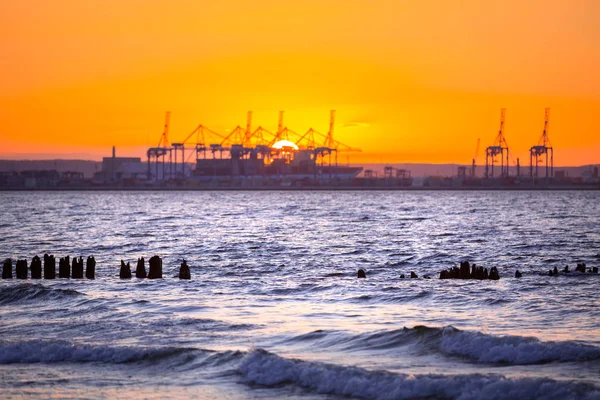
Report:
59,256,70,278
179,260,190,280
148,256,162,279
135,257,147,278
16,259,28,279
120,260,132,279
72,257,83,279
44,254,56,279
2,259,12,279
86,256,96,279
31,255,42,279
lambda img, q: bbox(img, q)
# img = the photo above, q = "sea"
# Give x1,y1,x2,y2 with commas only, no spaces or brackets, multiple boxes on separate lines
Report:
0,190,599,400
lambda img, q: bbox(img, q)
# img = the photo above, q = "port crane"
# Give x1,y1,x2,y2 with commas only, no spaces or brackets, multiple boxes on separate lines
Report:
485,108,509,178
472,138,480,178
147,112,173,180
530,108,553,180
148,109,362,181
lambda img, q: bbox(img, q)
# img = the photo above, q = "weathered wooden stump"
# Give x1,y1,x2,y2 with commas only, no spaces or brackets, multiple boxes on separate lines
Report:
459,262,471,279
515,270,522,278
575,263,586,273
16,259,28,279
439,262,499,281
179,260,191,280
44,254,56,279
86,256,96,279
592,267,599,274
31,255,42,279
59,256,71,278
120,260,132,279
2,259,13,279
489,266,500,280
72,257,84,279
148,256,162,279
410,271,418,279
564,265,570,273
553,266,559,276
400,274,405,279
135,257,147,278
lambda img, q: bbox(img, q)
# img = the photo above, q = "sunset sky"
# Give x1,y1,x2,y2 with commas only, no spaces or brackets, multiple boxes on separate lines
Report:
1,0,598,165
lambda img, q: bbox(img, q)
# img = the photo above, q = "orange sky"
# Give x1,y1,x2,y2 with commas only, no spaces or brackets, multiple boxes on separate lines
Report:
1,0,599,165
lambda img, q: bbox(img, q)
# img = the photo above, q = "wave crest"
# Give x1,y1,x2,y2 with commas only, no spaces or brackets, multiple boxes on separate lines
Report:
239,349,599,400
284,325,600,365
0,284,82,305
0,341,193,364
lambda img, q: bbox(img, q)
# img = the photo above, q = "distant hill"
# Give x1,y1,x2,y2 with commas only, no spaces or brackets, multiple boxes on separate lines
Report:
0,160,101,178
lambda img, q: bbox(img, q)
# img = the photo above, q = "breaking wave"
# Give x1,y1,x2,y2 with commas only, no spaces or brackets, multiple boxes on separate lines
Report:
284,325,600,365
238,349,600,400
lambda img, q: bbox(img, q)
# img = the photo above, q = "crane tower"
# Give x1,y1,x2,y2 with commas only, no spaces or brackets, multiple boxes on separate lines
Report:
529,108,554,180
485,108,509,178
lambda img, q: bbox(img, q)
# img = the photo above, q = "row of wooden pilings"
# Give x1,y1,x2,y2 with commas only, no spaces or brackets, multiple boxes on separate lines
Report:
357,261,598,279
549,263,598,276
1,255,191,280
439,262,500,280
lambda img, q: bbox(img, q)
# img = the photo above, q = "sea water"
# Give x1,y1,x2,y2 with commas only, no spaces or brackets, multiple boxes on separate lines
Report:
0,190,599,399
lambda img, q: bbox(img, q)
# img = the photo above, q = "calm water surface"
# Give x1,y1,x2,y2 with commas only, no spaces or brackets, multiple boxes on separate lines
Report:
0,191,599,399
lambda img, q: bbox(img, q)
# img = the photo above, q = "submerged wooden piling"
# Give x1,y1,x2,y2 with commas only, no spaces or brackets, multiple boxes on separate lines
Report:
31,255,42,279
72,257,84,279
439,262,500,281
120,260,132,279
148,256,162,279
86,256,96,279
44,254,56,279
179,260,191,280
59,256,70,278
16,259,28,279
2,259,12,279
357,269,366,278
135,257,147,278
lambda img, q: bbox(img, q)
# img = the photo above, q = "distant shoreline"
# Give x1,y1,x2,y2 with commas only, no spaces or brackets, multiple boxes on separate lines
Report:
1,186,598,192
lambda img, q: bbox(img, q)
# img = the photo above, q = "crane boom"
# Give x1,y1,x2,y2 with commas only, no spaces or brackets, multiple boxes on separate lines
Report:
325,110,336,148
158,111,171,147
245,111,253,146
540,107,551,147
498,108,505,142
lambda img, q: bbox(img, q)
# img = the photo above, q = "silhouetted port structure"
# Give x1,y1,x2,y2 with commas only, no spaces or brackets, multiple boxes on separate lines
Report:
146,110,362,185
456,107,559,184
530,108,554,180
485,108,510,178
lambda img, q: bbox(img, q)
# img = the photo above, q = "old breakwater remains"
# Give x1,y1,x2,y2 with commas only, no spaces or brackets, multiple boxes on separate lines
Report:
3,255,598,282
2,255,192,280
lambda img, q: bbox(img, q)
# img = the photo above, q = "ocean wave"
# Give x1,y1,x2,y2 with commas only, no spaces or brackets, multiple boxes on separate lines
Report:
0,284,83,305
438,326,600,364
0,341,197,364
284,326,600,365
238,349,600,400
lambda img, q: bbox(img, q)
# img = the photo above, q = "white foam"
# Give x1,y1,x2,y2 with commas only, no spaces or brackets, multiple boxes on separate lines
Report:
238,349,600,400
